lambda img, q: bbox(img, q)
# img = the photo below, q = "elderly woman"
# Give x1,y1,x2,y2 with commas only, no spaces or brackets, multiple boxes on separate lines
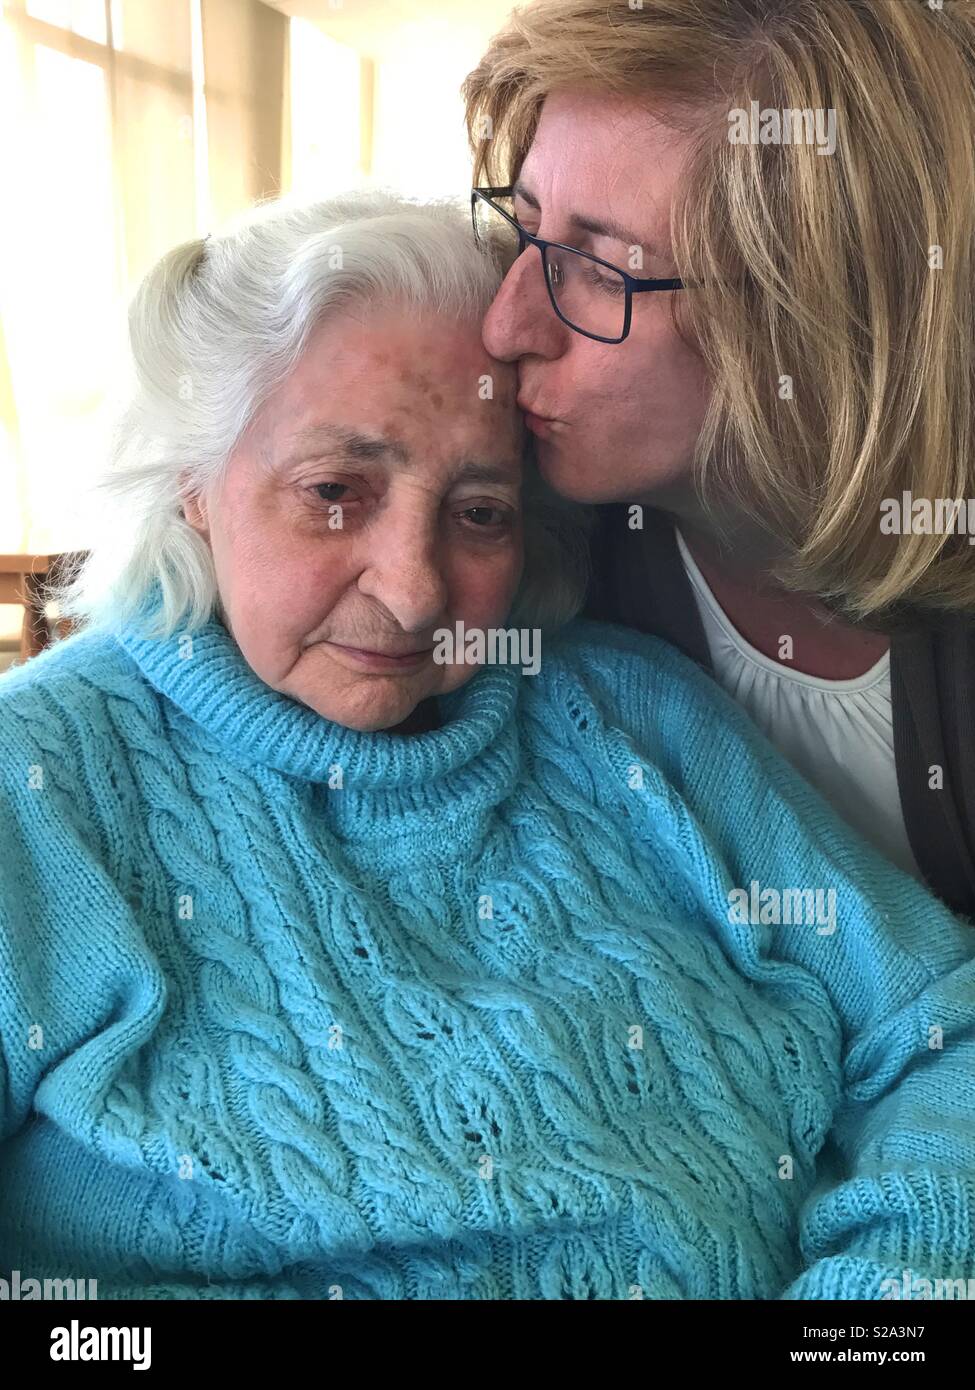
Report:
1,191,974,1302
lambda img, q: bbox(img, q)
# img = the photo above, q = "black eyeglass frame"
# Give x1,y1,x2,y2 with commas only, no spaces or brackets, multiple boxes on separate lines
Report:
471,185,685,345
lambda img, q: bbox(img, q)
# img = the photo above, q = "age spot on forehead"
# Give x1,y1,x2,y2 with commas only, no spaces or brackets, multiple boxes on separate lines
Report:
395,366,431,394
380,413,419,445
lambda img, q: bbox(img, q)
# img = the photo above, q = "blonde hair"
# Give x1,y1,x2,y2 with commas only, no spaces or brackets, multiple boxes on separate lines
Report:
464,0,975,619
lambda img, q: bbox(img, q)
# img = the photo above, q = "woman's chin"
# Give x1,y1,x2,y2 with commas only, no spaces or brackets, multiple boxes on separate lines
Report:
283,646,486,731
294,683,436,734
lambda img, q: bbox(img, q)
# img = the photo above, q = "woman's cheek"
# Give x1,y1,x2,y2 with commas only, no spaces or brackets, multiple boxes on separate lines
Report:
452,544,524,627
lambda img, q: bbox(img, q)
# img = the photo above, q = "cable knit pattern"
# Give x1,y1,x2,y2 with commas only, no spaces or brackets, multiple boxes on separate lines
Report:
1,614,974,1300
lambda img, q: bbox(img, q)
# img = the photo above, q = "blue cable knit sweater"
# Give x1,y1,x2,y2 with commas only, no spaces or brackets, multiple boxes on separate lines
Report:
1,613,975,1301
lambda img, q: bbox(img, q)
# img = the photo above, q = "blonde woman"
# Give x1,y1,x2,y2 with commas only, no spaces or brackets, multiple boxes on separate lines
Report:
464,0,975,916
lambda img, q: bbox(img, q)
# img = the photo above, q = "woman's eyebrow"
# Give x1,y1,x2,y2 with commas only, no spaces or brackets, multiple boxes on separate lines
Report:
279,425,410,469
512,178,662,257
452,461,521,487
276,426,518,486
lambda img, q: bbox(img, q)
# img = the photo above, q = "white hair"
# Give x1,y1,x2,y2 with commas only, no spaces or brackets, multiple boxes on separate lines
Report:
49,188,593,639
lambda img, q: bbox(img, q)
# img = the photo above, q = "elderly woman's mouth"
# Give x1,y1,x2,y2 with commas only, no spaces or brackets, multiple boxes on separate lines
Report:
322,640,434,672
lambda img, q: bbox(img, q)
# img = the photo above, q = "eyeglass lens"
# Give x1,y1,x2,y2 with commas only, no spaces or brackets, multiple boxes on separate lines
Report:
474,193,628,340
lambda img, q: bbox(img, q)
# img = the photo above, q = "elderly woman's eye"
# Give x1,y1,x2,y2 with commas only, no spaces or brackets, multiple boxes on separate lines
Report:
310,482,350,503
459,505,512,529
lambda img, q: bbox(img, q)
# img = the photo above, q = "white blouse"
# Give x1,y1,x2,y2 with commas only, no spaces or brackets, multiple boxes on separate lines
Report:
675,527,922,882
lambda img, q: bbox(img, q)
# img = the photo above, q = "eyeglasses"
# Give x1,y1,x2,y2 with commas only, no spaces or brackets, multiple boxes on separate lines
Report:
471,185,685,345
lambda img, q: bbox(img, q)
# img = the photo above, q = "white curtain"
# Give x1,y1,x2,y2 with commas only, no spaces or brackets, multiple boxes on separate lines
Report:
0,0,288,581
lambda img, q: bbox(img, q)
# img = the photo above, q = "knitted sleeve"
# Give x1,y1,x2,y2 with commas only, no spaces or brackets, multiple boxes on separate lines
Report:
0,669,167,1145
551,619,975,1300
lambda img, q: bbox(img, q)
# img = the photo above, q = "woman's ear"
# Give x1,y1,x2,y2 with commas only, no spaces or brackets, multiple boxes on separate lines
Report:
180,487,210,539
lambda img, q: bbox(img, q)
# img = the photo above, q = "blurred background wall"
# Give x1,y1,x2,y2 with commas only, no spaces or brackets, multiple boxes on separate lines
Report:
0,0,517,645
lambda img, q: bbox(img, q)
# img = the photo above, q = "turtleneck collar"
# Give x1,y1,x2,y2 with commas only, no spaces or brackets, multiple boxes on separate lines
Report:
114,610,524,800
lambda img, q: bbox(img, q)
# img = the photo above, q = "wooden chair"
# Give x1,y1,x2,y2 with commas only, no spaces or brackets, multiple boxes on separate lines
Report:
0,553,87,663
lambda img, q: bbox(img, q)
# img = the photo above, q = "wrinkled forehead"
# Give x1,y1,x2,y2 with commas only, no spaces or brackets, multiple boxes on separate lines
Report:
365,340,519,418
342,309,517,393
253,307,523,475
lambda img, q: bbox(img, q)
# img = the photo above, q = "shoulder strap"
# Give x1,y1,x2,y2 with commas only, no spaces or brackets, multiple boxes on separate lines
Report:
891,622,975,919
583,504,713,672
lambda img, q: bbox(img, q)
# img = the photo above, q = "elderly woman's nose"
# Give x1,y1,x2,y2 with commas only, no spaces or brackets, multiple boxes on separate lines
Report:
358,521,448,630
